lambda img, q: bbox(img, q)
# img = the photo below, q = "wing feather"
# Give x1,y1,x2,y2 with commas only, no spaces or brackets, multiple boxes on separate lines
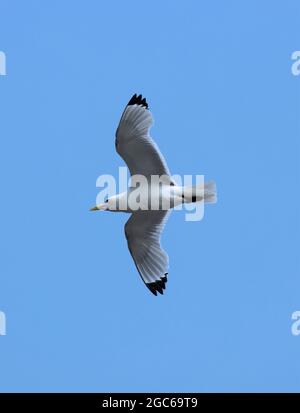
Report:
115,94,173,183
124,210,170,295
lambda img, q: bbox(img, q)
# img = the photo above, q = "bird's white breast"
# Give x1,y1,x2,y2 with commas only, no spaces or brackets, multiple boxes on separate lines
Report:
110,184,183,212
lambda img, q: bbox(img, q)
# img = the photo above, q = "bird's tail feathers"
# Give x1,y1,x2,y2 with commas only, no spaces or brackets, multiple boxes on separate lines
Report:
203,181,217,204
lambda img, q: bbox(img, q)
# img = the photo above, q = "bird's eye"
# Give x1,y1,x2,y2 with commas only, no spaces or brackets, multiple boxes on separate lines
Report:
105,198,109,203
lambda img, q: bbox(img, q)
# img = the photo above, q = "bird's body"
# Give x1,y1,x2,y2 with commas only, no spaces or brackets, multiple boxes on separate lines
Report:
91,94,217,295
101,183,192,212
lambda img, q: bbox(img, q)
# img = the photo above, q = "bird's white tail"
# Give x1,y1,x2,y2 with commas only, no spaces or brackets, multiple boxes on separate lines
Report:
203,181,217,204
182,180,217,204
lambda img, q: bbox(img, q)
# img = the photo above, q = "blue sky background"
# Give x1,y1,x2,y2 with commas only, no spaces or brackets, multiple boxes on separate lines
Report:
0,0,300,392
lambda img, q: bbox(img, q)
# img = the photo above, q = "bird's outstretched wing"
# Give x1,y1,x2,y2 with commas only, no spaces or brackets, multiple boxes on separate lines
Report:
124,210,170,295
115,94,172,183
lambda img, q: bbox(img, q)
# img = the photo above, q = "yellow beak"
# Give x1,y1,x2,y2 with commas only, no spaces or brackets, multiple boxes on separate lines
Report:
89,206,99,211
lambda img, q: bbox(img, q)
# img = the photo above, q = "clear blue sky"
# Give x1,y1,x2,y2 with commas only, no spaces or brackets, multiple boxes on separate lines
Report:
0,0,300,392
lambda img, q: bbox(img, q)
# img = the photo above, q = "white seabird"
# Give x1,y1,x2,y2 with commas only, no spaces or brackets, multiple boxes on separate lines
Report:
91,94,217,296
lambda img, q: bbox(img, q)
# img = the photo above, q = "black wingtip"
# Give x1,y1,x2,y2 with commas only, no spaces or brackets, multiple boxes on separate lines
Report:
127,93,149,109
146,273,168,296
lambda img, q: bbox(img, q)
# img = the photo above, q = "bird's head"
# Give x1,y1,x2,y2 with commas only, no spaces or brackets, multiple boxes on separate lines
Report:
89,199,110,211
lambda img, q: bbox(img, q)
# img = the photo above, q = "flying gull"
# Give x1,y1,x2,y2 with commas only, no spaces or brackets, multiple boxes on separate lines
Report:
90,94,217,295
